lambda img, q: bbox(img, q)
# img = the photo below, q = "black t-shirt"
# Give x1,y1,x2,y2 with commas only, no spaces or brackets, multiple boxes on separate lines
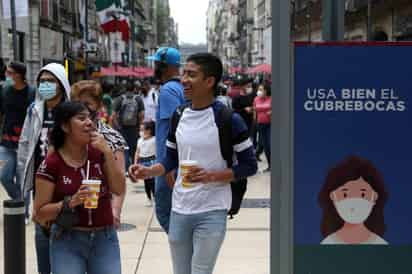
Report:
34,106,55,172
232,93,255,131
0,85,35,149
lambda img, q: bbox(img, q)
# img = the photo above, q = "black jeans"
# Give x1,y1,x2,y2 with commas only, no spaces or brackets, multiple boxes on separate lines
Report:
258,123,271,166
144,178,155,200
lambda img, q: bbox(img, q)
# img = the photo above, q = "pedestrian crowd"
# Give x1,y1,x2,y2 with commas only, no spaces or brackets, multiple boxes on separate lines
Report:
0,47,271,274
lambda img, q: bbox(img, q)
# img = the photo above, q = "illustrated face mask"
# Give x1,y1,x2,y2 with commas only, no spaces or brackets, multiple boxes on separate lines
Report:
38,82,57,100
5,76,15,87
333,192,375,224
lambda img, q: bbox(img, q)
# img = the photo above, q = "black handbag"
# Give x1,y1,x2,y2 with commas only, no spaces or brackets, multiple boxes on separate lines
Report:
54,196,79,231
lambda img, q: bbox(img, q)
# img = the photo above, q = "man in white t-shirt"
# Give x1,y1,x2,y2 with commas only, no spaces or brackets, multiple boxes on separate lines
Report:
128,53,257,274
140,80,157,122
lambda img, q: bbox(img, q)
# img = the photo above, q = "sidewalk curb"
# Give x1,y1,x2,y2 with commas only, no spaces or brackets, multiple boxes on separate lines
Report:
133,207,155,274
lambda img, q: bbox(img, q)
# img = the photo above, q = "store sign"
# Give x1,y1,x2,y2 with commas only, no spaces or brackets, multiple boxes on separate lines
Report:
294,42,412,274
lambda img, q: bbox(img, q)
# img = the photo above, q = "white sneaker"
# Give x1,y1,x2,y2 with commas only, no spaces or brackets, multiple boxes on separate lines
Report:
145,199,153,207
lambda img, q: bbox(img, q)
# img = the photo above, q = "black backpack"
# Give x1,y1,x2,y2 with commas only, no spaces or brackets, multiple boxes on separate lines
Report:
171,103,248,219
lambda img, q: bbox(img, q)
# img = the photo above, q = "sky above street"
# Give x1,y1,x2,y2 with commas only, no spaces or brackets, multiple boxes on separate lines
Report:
169,0,208,44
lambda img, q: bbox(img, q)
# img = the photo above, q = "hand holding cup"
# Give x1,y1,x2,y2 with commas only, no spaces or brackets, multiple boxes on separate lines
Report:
71,185,93,208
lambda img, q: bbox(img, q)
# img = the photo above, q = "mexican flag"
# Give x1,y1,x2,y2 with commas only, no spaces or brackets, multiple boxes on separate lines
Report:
96,0,130,41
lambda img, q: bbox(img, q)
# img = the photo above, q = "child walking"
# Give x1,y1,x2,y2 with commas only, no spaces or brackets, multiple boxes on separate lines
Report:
134,121,156,206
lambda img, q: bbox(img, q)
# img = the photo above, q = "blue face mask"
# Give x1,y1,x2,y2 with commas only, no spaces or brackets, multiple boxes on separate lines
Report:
5,76,15,87
38,82,57,100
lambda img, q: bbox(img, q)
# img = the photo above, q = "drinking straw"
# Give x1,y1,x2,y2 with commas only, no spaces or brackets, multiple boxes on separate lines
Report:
86,160,90,180
187,147,191,160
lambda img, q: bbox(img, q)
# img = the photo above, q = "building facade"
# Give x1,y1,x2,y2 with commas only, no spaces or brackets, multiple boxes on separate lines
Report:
179,43,208,63
0,0,176,83
206,0,272,71
291,0,412,42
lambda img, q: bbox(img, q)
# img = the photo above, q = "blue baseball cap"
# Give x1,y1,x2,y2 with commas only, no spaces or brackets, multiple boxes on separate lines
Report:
146,47,181,67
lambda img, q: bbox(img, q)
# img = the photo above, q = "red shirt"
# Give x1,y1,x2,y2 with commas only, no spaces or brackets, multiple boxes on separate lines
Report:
36,146,113,227
254,96,271,124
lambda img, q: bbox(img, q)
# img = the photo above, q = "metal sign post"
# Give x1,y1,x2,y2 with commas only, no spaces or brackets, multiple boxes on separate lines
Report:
272,0,292,273
322,0,345,41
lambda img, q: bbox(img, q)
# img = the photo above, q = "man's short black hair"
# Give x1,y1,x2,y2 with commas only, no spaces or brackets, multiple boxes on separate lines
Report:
186,53,223,90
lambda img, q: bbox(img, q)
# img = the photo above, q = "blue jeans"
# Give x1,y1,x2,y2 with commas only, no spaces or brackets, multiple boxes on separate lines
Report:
50,225,121,274
258,123,271,166
155,175,172,233
0,145,20,199
168,210,227,274
35,223,50,274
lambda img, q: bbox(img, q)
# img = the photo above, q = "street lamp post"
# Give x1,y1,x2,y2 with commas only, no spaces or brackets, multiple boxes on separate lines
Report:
322,0,345,41
84,0,89,79
10,0,18,61
367,0,373,40
306,1,313,41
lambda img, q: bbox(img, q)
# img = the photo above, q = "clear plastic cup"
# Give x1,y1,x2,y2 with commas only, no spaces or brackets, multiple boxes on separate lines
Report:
82,179,101,209
180,160,198,188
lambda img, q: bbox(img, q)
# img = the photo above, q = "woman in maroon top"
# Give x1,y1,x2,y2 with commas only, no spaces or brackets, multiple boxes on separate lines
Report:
253,82,272,171
33,101,125,274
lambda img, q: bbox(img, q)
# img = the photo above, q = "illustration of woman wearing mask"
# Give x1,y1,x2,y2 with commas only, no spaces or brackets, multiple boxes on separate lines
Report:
319,155,389,245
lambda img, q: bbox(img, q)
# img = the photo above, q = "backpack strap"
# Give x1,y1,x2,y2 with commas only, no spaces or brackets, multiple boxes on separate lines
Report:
216,105,234,168
170,103,233,168
152,92,157,104
170,103,191,138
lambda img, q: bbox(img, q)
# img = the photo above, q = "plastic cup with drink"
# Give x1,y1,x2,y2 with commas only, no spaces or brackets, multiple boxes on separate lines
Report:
82,160,101,209
180,147,198,188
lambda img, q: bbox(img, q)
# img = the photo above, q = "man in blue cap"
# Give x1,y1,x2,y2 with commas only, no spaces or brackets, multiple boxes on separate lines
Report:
145,47,185,233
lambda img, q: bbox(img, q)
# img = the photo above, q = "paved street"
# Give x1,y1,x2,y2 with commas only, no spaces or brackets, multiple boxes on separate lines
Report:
0,161,270,274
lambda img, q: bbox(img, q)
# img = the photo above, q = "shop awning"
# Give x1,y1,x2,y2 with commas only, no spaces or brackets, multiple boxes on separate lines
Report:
246,63,271,74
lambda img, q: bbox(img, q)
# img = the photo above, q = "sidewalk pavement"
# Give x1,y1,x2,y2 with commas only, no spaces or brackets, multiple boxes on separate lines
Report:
0,161,270,274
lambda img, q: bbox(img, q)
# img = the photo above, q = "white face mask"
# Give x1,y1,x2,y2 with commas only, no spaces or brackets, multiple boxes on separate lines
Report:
333,192,375,224
139,131,144,137
257,90,264,97
246,87,253,94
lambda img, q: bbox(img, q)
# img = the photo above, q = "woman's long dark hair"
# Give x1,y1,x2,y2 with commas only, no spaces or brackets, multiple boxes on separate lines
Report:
318,155,389,237
51,101,88,150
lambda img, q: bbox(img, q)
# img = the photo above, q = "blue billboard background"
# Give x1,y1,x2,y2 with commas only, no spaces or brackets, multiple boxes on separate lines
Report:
294,44,412,245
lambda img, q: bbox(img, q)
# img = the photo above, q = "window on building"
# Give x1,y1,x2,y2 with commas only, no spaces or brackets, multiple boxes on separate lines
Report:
41,0,49,18
52,0,60,23
62,0,74,12
8,31,25,62
40,0,60,23
257,1,265,27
